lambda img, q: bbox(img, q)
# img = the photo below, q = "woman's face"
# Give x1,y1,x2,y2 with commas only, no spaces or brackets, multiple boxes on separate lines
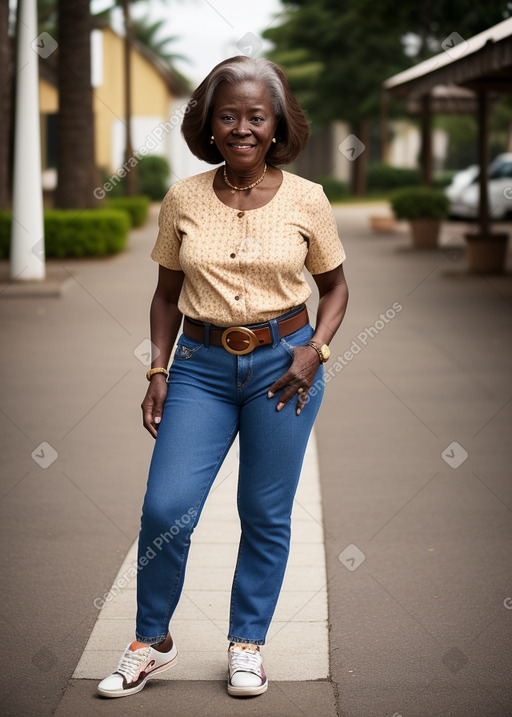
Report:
211,80,277,171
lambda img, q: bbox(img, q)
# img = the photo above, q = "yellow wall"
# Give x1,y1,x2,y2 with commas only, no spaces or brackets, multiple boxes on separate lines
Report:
38,27,177,172
94,27,174,171
39,77,58,113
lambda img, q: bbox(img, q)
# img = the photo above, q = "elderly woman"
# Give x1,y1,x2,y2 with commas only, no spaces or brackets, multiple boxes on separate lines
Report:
98,55,348,699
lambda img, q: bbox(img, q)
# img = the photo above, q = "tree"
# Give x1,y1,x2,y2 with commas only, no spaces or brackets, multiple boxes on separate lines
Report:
132,16,185,64
0,0,13,208
55,0,96,208
264,0,512,193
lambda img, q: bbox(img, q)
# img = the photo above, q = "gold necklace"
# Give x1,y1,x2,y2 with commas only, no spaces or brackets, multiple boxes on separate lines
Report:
223,163,267,194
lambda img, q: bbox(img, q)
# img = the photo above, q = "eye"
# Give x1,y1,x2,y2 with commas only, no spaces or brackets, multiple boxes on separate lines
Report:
252,117,265,123
221,114,235,121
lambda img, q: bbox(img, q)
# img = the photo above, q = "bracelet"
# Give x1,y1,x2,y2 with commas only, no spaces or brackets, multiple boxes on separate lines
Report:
306,341,323,364
146,367,169,381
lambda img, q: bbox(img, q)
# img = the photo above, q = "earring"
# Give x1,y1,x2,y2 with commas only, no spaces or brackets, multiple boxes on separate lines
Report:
210,135,215,145
271,137,276,143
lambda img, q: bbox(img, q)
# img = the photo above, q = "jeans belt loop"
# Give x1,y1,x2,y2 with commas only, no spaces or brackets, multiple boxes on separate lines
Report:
268,318,281,348
204,322,211,350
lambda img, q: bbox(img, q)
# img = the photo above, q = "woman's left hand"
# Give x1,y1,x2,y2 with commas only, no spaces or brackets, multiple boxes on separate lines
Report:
267,345,321,415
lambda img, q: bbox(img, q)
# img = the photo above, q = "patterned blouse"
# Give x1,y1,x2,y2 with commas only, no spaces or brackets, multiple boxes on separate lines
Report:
151,168,346,327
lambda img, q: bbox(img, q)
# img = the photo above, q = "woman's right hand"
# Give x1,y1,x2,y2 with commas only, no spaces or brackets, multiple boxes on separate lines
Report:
141,374,168,439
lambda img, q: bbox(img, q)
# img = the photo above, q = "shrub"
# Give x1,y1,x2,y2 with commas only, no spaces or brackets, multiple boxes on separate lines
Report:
106,196,150,227
433,171,456,189
0,211,10,256
315,176,349,202
367,163,422,191
0,209,130,259
390,187,450,220
137,155,170,201
100,154,170,201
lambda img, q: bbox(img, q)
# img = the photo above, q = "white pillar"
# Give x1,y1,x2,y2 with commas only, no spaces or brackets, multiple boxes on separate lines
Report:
10,0,45,280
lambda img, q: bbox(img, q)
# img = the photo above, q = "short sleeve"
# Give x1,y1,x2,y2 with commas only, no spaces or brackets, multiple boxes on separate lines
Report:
304,184,346,275
150,187,182,270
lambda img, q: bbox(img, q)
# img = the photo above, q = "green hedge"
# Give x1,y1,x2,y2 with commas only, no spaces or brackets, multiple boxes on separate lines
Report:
137,155,170,201
106,196,150,227
315,176,350,202
367,163,422,191
0,209,130,258
390,187,450,220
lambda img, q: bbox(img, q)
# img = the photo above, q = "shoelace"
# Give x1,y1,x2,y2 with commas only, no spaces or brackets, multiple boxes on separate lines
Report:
117,646,151,681
230,647,261,675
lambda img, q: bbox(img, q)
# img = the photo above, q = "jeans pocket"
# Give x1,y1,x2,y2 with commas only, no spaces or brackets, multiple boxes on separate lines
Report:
173,333,204,361
280,323,314,358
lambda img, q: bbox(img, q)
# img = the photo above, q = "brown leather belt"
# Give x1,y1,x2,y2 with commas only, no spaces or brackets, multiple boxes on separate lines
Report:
183,306,308,355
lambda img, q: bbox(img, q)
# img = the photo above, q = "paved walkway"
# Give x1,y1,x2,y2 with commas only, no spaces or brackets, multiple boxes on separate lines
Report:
73,433,330,682
1,201,511,716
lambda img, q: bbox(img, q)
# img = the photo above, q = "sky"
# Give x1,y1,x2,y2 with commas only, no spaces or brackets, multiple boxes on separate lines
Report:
91,0,285,86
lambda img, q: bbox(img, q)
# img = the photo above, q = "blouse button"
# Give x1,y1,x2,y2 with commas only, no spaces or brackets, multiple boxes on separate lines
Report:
234,295,240,301
230,252,236,259
237,211,245,218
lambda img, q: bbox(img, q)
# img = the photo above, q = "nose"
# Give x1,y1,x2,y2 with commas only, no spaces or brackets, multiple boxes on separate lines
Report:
233,119,250,136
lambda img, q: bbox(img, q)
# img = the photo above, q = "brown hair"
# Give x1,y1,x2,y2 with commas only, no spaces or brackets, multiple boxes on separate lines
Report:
181,56,310,166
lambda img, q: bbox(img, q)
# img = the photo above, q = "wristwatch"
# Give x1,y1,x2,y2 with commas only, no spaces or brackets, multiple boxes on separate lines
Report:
307,341,330,364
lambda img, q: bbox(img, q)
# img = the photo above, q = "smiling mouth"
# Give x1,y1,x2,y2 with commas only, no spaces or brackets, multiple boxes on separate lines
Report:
228,144,255,149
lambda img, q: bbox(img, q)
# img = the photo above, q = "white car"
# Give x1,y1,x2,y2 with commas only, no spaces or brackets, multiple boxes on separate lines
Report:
445,153,512,220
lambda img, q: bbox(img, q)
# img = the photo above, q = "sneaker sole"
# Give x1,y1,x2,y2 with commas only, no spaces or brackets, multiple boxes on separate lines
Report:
97,652,178,698
227,678,268,697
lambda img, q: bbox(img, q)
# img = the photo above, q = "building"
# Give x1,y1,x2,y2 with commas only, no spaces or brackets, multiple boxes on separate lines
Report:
38,24,190,194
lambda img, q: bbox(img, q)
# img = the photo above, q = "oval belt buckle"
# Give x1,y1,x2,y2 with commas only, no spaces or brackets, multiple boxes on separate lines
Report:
221,326,259,355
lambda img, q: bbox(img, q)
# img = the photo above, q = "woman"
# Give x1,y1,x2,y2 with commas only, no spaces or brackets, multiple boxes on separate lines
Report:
98,55,348,699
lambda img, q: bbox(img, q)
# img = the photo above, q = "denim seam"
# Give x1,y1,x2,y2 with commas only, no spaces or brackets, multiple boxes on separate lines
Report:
229,534,244,632
134,631,167,644
236,354,253,389
227,635,265,646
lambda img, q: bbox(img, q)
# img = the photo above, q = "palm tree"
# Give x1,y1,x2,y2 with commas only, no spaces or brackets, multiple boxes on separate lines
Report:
132,17,185,65
0,0,13,208
55,0,96,208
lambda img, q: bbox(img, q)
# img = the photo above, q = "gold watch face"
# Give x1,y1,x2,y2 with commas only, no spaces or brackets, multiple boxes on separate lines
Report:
320,344,330,362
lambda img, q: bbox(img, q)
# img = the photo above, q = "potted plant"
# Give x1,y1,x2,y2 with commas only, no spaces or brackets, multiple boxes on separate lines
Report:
390,187,450,249
369,213,397,233
465,231,509,273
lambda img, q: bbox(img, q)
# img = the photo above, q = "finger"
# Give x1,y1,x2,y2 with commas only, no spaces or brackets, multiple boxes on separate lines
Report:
267,369,294,398
142,403,160,439
143,410,158,438
275,385,302,411
296,389,309,415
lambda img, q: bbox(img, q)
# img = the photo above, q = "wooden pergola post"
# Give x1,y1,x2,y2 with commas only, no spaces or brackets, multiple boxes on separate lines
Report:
477,89,490,237
380,91,390,163
420,93,432,186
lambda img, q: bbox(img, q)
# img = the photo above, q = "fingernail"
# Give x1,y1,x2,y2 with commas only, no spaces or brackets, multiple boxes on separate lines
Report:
267,391,274,398
155,417,161,424
296,408,301,415
277,402,283,411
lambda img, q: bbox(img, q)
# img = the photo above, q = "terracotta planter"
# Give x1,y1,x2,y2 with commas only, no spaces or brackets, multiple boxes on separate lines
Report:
464,233,509,274
370,215,397,233
409,218,441,249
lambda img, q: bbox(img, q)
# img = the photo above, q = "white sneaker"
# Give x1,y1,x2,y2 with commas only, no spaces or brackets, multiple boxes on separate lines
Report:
97,640,178,698
227,642,268,696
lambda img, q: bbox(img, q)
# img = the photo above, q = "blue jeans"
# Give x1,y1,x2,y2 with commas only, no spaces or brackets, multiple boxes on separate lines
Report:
135,320,324,645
